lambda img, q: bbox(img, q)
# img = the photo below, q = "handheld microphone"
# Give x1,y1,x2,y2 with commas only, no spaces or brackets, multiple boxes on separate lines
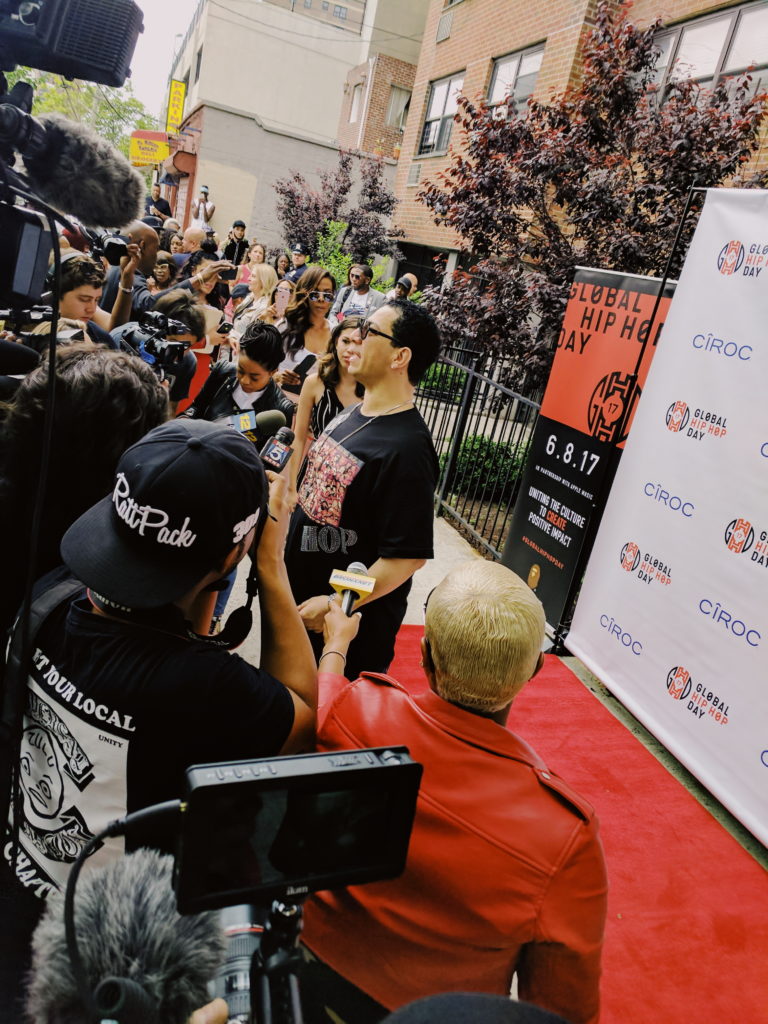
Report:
260,426,295,472
0,106,144,227
230,408,286,446
330,562,376,616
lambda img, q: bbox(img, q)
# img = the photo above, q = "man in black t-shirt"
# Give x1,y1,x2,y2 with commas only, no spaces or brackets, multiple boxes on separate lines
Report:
285,299,441,678
0,421,329,1019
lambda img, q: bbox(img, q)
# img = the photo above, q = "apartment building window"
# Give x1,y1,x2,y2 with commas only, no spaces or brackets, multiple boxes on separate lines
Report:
653,1,768,98
322,1,329,7
304,0,312,7
349,83,363,123
333,4,347,19
488,45,544,117
386,86,411,130
418,72,464,155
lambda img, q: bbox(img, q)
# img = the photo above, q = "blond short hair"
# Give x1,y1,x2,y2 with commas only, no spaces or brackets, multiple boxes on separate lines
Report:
249,263,278,299
425,560,545,712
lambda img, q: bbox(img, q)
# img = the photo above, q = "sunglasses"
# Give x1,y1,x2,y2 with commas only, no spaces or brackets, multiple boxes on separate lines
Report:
359,317,397,343
309,290,334,302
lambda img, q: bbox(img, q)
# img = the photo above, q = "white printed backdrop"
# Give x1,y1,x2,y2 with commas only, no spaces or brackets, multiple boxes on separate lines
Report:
568,189,768,845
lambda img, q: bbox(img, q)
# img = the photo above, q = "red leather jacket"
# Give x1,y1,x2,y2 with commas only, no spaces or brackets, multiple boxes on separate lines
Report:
303,672,608,1023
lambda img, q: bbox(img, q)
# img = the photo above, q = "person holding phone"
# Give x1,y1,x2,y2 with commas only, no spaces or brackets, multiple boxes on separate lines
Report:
287,316,364,510
274,266,336,400
258,278,296,327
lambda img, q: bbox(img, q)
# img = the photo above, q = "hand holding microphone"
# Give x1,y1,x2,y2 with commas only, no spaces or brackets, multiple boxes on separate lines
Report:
330,562,376,615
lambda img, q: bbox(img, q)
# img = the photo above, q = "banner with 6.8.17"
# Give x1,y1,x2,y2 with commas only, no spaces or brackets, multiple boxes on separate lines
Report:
502,268,675,630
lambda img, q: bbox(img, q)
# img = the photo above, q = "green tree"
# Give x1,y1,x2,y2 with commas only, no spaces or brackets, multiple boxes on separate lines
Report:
418,1,768,391
5,67,159,166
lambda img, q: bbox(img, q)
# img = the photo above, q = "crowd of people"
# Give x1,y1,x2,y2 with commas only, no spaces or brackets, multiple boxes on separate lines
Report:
0,189,607,1024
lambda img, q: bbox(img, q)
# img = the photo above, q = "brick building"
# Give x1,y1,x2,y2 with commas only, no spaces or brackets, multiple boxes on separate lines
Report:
162,0,430,246
392,0,768,286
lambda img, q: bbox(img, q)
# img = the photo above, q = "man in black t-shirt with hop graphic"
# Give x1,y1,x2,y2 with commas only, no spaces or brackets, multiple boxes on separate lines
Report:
285,299,441,679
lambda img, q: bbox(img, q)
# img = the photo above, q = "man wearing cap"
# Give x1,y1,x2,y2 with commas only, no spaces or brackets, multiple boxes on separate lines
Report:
223,221,250,266
190,185,215,231
329,264,385,322
285,243,309,284
3,421,323,949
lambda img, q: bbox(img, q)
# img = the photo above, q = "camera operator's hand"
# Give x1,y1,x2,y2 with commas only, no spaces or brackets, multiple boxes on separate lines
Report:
119,242,141,290
199,260,235,284
255,469,291,567
188,997,229,1024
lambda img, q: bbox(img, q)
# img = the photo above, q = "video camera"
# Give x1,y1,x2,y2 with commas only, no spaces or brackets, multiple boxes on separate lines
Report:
66,748,422,1024
118,311,191,381
86,228,129,267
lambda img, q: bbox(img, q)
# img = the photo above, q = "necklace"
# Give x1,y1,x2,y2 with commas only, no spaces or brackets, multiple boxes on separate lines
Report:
331,399,414,448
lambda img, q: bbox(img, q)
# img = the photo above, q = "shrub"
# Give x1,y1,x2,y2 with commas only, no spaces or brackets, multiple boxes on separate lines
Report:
441,434,527,502
419,362,467,402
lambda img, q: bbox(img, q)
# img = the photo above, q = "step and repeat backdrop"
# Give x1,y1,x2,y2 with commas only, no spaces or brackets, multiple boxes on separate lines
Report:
567,189,768,845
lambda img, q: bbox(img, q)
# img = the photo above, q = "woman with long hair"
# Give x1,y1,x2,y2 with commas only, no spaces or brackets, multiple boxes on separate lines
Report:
0,344,168,635
233,263,278,332
233,241,267,290
274,265,336,398
287,315,363,508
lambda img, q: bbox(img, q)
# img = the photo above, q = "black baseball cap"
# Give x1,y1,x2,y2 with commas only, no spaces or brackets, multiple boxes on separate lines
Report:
292,243,308,255
61,420,267,609
233,219,246,228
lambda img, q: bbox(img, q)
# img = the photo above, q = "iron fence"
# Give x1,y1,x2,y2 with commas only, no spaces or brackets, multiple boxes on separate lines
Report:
415,346,541,559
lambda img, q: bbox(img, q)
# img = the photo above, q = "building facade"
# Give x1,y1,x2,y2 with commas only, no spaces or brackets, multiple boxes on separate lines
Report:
392,0,768,286
161,0,429,249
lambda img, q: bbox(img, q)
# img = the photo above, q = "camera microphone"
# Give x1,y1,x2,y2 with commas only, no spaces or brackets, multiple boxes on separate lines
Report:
0,106,144,227
330,562,376,615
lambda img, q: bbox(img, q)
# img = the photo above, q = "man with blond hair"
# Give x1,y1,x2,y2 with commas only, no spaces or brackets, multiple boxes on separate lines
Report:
300,561,608,1024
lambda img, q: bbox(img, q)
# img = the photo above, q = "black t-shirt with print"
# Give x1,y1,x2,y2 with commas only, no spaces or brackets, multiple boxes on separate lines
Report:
285,404,438,677
6,585,295,898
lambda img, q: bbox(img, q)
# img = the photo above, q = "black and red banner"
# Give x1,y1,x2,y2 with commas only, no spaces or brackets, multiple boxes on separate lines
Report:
502,267,675,630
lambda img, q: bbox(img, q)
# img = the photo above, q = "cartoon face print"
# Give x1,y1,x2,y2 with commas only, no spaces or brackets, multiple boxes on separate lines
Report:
20,725,64,819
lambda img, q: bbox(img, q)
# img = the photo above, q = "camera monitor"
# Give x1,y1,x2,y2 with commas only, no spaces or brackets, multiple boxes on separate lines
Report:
175,748,422,914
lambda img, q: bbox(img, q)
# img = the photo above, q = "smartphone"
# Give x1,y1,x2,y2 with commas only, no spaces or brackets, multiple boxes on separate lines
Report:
218,267,237,281
275,288,290,318
281,354,316,396
217,321,234,335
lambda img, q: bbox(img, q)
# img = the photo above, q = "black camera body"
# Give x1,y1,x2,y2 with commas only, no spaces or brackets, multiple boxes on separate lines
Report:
88,229,129,267
118,311,191,379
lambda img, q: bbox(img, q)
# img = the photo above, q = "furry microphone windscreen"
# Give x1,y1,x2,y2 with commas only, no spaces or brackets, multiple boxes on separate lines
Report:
21,113,145,229
25,849,226,1024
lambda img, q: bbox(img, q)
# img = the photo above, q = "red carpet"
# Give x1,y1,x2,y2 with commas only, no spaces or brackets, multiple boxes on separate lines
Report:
390,626,768,1024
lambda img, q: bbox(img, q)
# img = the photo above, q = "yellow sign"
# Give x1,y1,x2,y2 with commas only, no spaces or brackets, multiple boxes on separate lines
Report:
166,78,187,135
129,131,170,167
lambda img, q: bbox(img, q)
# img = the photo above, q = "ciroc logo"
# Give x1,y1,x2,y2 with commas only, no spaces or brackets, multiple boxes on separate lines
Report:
666,666,692,701
665,401,689,433
717,240,745,275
